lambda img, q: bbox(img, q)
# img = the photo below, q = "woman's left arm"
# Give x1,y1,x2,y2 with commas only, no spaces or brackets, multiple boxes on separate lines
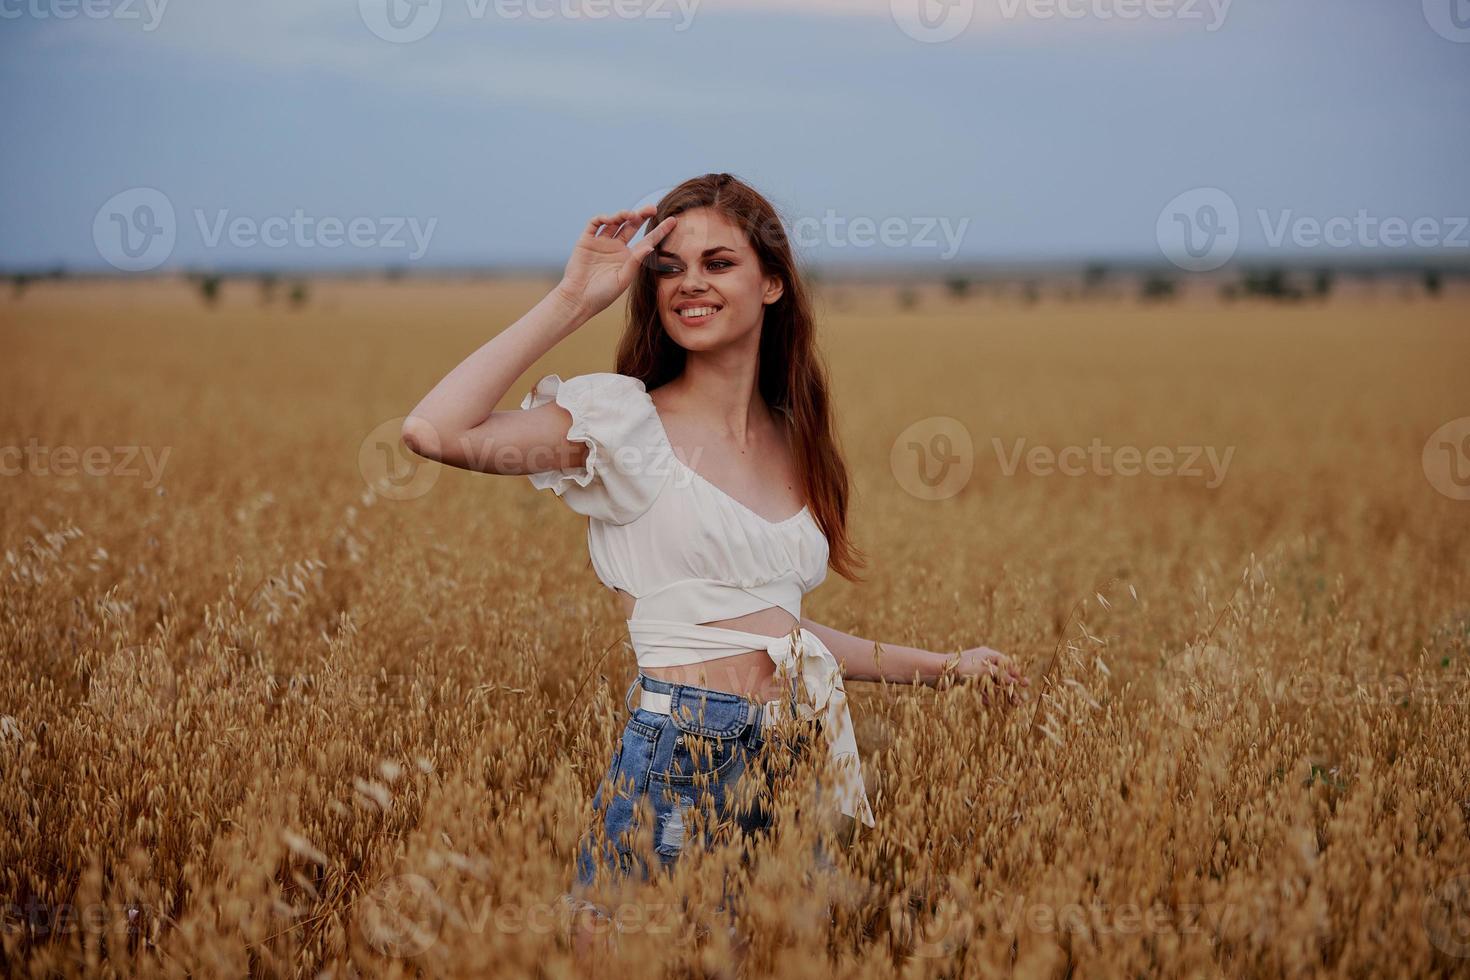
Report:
800,617,1029,700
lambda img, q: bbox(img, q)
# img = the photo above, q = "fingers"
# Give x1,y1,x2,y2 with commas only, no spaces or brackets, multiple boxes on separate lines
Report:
948,648,1030,704
628,215,678,263
986,651,1028,688
584,212,630,237
613,204,658,244
584,204,658,240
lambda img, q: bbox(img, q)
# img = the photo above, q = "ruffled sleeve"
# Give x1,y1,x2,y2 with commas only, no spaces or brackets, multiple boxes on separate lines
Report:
520,372,672,525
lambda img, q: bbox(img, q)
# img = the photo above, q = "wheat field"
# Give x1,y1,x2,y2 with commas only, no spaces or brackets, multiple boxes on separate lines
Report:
2,277,1467,978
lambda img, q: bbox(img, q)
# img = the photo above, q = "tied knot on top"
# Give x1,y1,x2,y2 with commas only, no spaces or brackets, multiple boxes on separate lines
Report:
766,626,876,829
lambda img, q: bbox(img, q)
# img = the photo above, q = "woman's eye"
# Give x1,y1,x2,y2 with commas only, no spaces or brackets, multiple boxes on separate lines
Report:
654,259,729,276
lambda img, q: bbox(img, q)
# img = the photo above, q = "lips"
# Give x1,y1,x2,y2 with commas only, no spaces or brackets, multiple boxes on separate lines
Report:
673,303,722,323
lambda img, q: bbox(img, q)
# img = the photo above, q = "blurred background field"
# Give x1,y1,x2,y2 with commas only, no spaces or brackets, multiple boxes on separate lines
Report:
2,278,1468,977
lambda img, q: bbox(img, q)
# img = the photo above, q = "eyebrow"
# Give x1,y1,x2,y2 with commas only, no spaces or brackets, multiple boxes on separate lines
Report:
654,245,736,259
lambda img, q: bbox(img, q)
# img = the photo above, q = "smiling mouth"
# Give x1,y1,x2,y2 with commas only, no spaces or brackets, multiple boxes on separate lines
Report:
675,305,721,321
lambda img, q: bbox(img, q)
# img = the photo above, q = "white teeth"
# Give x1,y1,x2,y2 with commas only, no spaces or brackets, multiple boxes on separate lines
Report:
679,306,719,318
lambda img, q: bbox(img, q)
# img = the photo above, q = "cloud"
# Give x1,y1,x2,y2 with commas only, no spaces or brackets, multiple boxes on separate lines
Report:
14,0,855,118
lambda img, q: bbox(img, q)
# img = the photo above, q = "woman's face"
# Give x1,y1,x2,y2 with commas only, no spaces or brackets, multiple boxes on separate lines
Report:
652,206,784,353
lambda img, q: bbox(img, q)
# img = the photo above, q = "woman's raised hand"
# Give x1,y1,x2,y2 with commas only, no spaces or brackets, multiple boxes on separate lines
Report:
555,205,677,319
945,646,1029,705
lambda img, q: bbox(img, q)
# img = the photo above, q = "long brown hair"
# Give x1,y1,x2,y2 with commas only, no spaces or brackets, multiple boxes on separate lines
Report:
615,172,866,582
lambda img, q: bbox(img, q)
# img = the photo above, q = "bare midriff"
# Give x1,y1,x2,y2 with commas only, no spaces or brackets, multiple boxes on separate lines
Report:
615,589,795,702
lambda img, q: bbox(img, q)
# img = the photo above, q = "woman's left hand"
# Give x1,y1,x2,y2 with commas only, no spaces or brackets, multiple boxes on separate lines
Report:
944,647,1029,703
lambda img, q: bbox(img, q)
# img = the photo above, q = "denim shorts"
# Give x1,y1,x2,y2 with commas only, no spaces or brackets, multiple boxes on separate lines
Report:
567,672,824,916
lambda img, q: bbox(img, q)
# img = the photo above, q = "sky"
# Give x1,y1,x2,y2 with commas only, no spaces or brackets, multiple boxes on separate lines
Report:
2,0,1468,272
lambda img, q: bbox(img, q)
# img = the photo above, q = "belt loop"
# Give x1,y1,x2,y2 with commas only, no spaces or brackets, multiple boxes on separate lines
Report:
623,674,643,716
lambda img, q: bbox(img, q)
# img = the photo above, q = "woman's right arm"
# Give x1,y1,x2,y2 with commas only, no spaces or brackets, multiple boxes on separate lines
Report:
400,205,676,475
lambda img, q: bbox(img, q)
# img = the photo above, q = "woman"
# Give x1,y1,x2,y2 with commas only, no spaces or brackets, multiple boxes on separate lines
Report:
402,173,1026,947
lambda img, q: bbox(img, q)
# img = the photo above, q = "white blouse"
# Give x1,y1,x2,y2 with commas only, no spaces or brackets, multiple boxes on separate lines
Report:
521,372,875,828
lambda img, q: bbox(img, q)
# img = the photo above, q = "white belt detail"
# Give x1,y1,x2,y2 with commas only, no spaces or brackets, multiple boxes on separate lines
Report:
638,687,774,727
629,623,876,830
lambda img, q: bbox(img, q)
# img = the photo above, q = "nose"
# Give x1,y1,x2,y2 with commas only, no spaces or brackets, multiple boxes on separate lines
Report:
676,266,709,294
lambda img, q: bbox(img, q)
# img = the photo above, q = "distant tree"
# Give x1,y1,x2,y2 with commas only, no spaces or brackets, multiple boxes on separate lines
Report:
944,276,971,300
1241,267,1302,301
385,265,408,282
1083,263,1108,293
289,281,310,309
1220,283,1239,302
194,274,222,307
1021,281,1040,305
1140,275,1177,301
897,286,918,311
12,274,32,297
1312,269,1334,299
1424,269,1443,297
